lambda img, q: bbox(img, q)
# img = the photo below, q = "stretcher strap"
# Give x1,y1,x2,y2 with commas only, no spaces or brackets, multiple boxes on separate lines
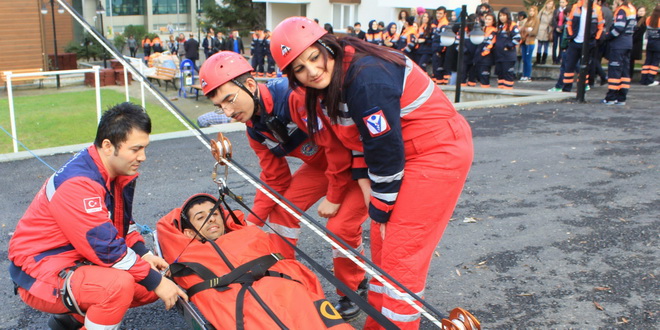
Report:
170,254,290,298
206,237,290,329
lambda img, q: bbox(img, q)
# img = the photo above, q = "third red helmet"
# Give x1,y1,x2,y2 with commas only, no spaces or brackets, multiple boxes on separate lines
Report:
198,51,253,95
270,17,328,70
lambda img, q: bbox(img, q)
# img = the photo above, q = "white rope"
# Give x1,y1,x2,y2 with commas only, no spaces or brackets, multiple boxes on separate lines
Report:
57,1,442,326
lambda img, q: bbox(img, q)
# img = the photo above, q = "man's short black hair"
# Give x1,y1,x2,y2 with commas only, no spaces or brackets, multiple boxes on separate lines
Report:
94,102,151,148
180,195,217,232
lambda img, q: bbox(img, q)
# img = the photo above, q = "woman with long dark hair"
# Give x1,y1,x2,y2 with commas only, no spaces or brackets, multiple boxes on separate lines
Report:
469,13,498,87
270,17,474,329
414,12,434,71
494,7,522,88
631,6,648,77
396,9,410,34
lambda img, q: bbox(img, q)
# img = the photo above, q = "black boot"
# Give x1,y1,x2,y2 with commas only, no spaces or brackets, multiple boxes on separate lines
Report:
334,278,369,321
334,296,361,320
48,314,83,330
541,53,547,65
535,53,541,65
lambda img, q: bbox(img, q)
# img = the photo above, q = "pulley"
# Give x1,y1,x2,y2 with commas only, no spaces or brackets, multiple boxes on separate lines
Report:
441,308,481,330
210,132,232,165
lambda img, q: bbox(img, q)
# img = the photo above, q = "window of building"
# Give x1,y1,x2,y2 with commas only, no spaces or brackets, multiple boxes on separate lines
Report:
111,0,145,16
332,4,357,31
153,0,188,15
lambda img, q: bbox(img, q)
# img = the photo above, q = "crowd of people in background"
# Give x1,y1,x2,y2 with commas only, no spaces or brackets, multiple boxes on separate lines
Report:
124,0,660,94
309,0,659,91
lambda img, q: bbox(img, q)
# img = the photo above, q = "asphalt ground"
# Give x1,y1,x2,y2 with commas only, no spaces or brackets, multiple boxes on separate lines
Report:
0,78,658,329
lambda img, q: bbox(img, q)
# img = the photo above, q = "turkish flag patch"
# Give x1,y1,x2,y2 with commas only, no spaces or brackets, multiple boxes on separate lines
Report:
83,197,103,213
363,110,390,137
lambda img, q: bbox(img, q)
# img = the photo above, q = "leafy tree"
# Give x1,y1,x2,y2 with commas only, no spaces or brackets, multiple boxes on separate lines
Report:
201,0,266,36
114,34,126,54
123,25,147,43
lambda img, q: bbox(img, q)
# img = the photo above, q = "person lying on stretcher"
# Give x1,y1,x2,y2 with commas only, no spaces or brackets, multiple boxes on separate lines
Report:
156,193,353,330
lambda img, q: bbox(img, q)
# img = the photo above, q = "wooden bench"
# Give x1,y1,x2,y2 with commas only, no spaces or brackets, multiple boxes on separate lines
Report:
2,68,45,88
147,66,177,91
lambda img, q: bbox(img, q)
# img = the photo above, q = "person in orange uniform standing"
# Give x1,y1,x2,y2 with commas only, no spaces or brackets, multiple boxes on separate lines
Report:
198,51,368,319
602,0,637,104
271,17,474,329
557,0,604,92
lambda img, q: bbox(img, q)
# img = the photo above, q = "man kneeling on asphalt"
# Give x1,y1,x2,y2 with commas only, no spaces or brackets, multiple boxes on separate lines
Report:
8,103,187,330
156,193,352,329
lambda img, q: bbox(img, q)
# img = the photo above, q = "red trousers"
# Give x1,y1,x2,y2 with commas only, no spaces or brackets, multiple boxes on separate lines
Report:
266,163,368,294
19,265,158,328
365,115,474,329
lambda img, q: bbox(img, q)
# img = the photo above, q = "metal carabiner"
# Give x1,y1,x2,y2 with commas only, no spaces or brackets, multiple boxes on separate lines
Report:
212,162,229,196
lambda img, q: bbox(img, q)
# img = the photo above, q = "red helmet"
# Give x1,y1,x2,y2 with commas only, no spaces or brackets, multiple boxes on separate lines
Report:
270,16,327,70
198,51,253,95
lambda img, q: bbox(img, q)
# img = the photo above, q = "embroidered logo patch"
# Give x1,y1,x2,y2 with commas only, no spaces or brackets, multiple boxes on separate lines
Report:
363,110,390,137
281,45,291,57
301,142,319,156
83,197,103,213
201,78,207,88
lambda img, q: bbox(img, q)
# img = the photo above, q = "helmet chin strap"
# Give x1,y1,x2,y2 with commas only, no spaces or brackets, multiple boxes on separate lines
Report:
317,39,335,56
231,77,262,116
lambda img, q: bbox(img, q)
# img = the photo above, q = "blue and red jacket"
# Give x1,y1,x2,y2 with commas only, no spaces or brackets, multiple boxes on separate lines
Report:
8,146,160,303
474,26,498,66
565,1,605,44
250,31,265,56
647,17,660,52
246,78,352,223
319,47,459,223
493,22,521,62
607,4,636,50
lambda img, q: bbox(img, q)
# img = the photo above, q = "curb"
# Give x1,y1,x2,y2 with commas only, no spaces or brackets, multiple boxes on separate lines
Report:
0,122,246,163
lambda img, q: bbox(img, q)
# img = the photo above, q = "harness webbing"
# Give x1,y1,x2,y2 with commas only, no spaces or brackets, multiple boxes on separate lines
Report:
169,254,292,298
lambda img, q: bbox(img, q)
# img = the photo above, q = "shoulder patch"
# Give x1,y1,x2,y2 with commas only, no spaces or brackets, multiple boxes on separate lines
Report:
83,197,103,213
363,110,390,137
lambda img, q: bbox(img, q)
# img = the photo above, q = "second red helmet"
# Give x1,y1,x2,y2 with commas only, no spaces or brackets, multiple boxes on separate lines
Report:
198,51,253,95
270,17,328,70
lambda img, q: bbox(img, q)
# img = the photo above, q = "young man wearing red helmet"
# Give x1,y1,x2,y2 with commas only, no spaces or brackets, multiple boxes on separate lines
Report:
270,17,474,329
198,51,369,319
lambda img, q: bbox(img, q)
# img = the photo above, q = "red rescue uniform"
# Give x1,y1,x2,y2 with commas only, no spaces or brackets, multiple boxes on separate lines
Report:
316,46,474,329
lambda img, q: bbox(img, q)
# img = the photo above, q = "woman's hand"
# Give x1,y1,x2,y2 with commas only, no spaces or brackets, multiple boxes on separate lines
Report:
318,198,341,218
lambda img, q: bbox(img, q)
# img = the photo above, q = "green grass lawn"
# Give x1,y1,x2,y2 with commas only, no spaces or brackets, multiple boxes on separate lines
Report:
0,89,185,154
